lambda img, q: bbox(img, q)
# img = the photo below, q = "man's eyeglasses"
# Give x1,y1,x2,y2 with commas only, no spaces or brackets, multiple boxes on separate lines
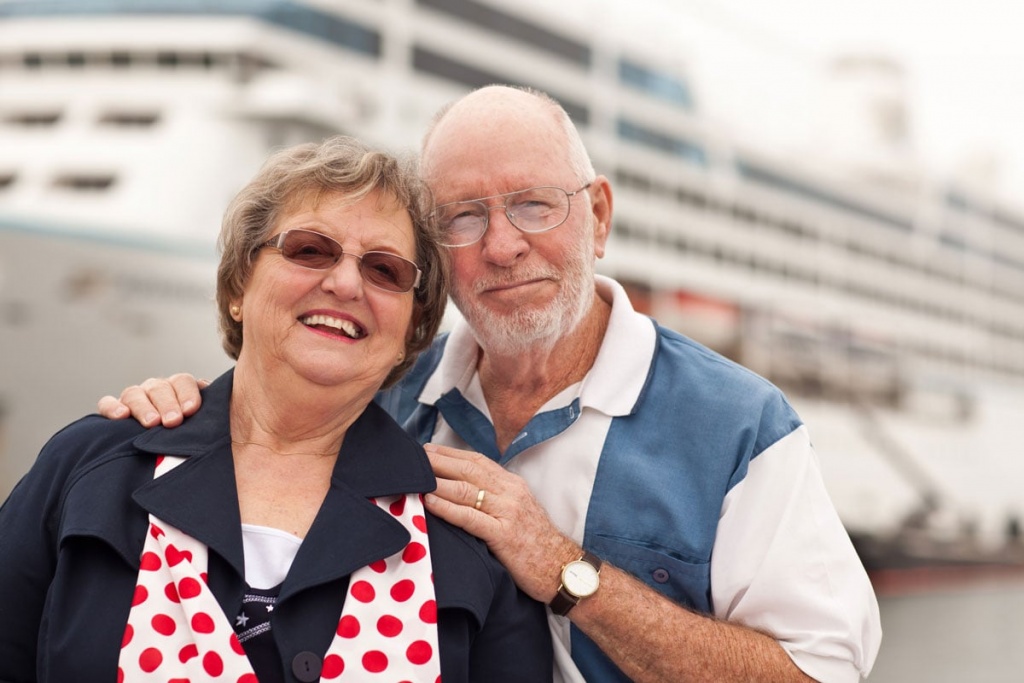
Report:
260,229,422,293
435,183,592,247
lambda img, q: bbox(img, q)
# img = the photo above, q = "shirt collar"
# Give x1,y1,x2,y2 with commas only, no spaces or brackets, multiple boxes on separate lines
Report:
419,275,657,417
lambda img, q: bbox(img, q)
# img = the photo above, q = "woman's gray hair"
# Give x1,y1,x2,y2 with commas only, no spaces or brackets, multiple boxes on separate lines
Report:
217,135,450,389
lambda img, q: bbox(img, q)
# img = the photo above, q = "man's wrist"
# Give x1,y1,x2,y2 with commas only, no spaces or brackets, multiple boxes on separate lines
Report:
550,551,603,616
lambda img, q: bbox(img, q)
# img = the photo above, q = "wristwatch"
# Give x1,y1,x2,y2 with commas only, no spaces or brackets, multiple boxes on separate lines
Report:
549,551,602,616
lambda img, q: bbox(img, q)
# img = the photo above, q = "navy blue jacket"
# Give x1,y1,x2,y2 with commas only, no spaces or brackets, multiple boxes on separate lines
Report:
0,371,551,683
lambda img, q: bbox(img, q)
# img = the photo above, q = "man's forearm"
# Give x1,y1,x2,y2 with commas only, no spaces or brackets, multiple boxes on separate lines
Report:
569,564,817,683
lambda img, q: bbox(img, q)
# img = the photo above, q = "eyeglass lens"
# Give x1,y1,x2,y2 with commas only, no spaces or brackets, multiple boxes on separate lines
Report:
437,186,571,246
267,229,421,292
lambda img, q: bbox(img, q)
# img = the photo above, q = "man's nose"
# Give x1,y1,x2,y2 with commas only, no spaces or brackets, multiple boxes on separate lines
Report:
479,205,529,265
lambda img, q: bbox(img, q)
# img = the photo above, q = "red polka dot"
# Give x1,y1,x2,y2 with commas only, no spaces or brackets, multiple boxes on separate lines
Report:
191,612,215,634
201,572,209,584
164,581,180,603
155,455,165,467
402,542,427,563
140,551,162,571
165,545,192,567
322,654,345,678
178,577,202,599
369,559,387,573
391,579,415,602
169,678,190,683
338,614,361,638
238,675,259,683
131,585,148,606
413,515,427,533
152,613,176,636
203,651,224,676
121,624,134,648
230,633,245,655
362,651,388,673
117,667,124,683
419,599,437,624
350,580,376,603
407,640,433,665
139,647,162,673
389,496,406,517
150,523,165,538
179,643,199,662
377,615,404,637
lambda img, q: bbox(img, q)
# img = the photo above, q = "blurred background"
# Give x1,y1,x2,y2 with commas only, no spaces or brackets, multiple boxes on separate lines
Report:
1,1,1023,679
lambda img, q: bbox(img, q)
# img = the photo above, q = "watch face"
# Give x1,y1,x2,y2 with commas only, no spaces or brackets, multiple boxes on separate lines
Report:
563,560,600,598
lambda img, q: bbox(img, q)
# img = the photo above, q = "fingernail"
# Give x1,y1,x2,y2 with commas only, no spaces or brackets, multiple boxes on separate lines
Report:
165,411,181,424
182,400,195,412
113,405,129,418
423,443,437,452
143,412,159,426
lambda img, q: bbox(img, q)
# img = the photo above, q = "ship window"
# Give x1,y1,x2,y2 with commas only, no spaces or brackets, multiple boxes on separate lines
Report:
619,58,694,109
23,53,43,68
3,111,61,126
52,173,117,191
0,173,15,190
411,46,590,125
157,52,179,68
617,118,707,167
98,111,161,127
416,0,591,67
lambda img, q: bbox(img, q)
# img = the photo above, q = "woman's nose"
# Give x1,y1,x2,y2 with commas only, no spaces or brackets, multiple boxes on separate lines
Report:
321,253,365,298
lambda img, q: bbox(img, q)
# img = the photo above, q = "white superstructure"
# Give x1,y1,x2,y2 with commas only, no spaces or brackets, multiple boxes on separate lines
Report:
1,0,1022,546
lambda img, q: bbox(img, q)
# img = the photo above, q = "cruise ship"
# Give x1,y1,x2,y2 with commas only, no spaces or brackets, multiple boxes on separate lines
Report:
2,0,1023,563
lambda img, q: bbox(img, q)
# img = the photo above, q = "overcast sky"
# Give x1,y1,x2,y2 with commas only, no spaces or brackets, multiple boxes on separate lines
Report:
596,0,1024,203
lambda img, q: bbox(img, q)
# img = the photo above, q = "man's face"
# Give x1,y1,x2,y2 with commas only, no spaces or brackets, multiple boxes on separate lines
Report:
422,96,604,355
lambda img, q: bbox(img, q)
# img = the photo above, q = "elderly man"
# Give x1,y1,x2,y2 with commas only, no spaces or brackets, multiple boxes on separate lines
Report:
101,85,881,682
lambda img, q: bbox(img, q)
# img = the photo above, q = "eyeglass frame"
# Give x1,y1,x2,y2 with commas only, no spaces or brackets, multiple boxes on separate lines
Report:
259,229,423,293
434,182,593,247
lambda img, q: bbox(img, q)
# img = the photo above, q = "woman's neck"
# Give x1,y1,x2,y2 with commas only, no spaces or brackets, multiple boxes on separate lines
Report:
228,365,370,458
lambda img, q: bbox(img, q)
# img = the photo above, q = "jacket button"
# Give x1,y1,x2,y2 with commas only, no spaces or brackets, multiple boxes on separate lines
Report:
652,568,670,583
292,651,322,682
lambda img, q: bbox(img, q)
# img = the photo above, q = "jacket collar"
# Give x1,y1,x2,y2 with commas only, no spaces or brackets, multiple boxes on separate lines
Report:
130,369,437,593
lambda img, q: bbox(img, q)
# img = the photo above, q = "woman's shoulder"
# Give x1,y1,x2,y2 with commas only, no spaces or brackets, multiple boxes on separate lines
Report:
426,514,509,613
19,414,151,498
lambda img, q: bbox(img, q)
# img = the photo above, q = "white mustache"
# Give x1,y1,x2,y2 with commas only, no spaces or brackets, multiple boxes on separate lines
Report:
471,268,560,294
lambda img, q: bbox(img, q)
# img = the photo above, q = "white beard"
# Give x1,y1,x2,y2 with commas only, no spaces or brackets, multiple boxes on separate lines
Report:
451,223,596,357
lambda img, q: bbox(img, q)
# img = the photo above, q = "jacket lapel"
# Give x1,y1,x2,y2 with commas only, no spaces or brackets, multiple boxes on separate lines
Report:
131,373,439,598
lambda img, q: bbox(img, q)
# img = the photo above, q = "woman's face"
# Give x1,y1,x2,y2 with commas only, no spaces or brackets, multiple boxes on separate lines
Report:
234,188,417,396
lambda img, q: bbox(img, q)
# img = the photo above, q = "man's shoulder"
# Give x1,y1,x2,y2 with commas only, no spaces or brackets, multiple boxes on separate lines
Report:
642,321,803,450
650,322,779,396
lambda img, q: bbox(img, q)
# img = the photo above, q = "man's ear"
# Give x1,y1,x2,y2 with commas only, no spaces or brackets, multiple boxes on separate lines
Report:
589,175,613,258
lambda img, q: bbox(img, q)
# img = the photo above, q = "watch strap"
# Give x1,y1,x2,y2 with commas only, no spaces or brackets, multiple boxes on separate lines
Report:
549,551,602,616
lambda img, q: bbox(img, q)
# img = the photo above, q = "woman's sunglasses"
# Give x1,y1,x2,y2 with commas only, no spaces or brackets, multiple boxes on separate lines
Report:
260,229,422,293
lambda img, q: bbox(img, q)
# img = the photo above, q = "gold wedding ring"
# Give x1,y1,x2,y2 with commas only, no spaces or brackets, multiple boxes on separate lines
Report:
474,488,487,511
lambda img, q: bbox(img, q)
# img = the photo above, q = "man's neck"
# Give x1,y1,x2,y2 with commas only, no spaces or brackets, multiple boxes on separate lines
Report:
477,295,612,453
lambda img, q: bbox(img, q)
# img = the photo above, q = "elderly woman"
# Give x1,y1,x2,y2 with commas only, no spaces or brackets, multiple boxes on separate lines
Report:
0,137,552,682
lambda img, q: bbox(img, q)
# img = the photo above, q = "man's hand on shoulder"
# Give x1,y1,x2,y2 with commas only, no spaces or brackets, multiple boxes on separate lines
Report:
96,373,207,428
